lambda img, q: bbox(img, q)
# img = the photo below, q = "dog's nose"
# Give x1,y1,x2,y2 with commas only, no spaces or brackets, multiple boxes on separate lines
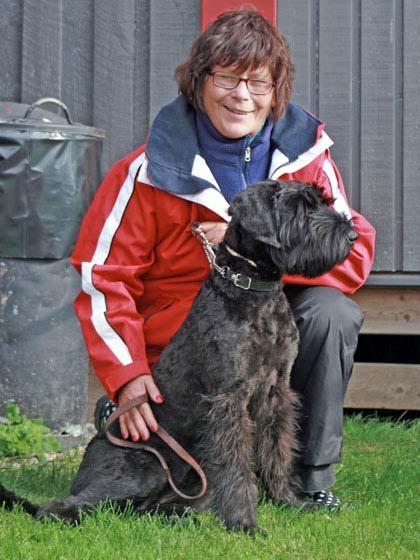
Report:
347,230,358,243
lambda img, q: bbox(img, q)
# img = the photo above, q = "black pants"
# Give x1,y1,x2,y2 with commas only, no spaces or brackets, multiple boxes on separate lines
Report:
284,285,364,493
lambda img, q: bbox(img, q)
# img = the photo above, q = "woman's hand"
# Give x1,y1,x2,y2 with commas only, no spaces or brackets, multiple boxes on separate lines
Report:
117,375,163,441
195,221,228,245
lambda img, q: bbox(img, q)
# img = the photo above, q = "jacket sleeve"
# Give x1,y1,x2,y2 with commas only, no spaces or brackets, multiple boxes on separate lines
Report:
71,147,156,400
282,151,376,295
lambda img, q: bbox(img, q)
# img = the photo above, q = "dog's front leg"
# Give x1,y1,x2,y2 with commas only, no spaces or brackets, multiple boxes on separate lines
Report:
200,392,259,532
254,369,300,505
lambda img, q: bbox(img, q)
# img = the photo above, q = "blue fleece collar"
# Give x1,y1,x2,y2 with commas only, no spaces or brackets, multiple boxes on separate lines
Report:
195,110,273,164
196,111,273,202
145,95,322,196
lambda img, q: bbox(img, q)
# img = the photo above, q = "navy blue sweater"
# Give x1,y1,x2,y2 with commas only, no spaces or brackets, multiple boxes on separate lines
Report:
195,111,273,202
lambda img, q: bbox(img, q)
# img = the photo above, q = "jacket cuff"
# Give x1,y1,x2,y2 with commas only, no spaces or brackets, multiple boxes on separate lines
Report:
100,360,152,401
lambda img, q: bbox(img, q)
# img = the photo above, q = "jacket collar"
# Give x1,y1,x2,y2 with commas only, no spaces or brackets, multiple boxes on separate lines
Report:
145,96,210,195
143,96,332,217
271,102,324,162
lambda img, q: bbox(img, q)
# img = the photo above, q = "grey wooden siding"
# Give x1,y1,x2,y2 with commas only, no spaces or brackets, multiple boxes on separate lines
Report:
280,0,420,273
0,0,418,274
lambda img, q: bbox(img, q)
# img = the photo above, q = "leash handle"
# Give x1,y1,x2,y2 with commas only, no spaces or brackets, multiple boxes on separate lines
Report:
105,395,208,501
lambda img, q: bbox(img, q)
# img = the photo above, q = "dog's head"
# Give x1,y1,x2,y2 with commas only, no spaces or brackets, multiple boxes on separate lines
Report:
228,180,357,278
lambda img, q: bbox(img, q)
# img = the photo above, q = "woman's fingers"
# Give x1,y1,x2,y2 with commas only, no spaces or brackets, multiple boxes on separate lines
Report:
193,221,228,245
129,406,149,441
119,413,129,440
144,375,164,404
118,375,164,440
123,409,142,441
139,402,159,434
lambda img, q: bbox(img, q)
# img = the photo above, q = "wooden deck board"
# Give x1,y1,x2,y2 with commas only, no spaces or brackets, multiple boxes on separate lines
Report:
351,286,420,335
345,362,420,410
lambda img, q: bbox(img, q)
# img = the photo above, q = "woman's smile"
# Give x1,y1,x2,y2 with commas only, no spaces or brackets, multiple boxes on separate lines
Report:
202,64,275,138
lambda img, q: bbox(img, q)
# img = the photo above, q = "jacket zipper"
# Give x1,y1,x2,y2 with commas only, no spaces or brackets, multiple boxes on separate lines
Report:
244,146,251,162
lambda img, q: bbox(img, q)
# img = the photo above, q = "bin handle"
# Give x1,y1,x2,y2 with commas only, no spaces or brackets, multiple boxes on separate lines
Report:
24,97,73,124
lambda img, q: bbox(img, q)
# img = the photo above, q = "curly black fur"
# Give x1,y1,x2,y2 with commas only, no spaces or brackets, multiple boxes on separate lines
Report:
0,180,356,531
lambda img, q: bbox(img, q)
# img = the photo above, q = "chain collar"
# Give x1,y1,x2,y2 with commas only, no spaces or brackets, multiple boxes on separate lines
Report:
191,222,280,292
191,222,226,276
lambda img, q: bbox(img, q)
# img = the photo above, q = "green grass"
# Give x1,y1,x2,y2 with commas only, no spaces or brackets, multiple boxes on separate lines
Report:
0,416,419,560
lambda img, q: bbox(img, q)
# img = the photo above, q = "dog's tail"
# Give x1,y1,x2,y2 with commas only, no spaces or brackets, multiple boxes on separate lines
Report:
0,483,40,516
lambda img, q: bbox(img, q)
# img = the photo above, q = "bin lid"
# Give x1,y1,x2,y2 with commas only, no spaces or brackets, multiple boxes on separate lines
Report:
0,98,106,139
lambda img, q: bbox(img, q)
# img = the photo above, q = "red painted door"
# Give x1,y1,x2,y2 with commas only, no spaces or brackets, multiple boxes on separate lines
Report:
201,1,276,30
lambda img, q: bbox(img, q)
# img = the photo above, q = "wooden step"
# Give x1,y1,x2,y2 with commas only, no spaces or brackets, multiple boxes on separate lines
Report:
345,362,420,410
350,286,420,335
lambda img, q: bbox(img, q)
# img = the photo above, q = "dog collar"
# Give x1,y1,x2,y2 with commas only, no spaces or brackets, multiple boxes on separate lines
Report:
216,265,281,292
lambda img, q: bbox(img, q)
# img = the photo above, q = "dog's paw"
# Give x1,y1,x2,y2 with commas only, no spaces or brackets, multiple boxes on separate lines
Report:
36,498,84,524
226,521,266,537
223,515,260,534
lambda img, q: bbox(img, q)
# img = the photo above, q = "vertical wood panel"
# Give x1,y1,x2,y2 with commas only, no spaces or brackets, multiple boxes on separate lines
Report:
403,0,420,270
149,0,201,123
0,0,23,101
350,0,362,212
93,0,136,173
21,0,63,103
62,0,94,126
133,0,151,149
360,0,399,271
318,0,356,205
278,0,319,115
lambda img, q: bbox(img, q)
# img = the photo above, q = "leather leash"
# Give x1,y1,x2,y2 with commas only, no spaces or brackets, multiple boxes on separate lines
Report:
105,395,208,500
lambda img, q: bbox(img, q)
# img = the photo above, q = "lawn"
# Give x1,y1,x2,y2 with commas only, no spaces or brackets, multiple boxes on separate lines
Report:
0,415,419,560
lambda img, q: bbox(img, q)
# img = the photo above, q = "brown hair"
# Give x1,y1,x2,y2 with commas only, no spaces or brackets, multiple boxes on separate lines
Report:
174,9,294,121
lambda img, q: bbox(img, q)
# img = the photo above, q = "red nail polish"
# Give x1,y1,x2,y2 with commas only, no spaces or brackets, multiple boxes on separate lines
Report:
155,395,164,403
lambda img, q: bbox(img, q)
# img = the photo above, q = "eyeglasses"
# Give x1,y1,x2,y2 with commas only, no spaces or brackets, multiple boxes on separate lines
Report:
208,70,275,95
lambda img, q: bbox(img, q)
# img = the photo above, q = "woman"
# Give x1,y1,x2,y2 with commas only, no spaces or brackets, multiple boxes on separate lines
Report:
72,10,375,508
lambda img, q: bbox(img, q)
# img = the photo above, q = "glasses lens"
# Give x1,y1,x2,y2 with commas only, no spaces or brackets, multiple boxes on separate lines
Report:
248,80,272,94
213,73,239,89
212,72,273,94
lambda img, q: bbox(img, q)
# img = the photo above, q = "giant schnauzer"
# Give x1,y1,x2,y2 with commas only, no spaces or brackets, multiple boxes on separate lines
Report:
0,180,357,531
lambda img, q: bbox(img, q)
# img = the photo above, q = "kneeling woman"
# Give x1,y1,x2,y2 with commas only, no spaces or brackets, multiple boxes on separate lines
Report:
72,9,375,508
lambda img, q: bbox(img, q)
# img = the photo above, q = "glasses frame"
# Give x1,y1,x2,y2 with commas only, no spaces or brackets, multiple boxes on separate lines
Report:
207,70,275,95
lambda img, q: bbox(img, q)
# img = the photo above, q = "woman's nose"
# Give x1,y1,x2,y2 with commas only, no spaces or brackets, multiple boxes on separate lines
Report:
230,79,251,99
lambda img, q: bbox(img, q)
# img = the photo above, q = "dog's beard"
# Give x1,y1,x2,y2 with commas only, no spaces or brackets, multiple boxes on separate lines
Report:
270,211,356,278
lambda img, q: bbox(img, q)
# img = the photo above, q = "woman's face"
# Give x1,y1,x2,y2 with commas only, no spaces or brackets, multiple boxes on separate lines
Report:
202,63,275,139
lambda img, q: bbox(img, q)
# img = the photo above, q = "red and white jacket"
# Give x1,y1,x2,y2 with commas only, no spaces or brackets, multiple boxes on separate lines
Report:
71,97,376,400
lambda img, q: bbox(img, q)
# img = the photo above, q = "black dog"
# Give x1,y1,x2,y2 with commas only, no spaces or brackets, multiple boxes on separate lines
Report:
0,180,357,531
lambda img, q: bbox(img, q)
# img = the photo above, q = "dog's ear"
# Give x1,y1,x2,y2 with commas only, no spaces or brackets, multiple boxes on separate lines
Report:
229,181,282,248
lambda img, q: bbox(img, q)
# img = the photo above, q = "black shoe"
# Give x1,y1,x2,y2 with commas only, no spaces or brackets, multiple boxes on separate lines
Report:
94,395,117,432
299,490,341,511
